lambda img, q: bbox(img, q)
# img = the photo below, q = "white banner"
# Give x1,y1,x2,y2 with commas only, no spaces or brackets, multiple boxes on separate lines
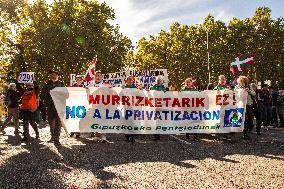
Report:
50,87,248,134
18,72,35,83
70,69,168,89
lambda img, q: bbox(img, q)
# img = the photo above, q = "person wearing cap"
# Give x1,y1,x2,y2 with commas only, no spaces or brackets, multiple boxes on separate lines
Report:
150,76,166,141
0,83,21,135
88,71,108,142
16,78,40,141
41,70,64,145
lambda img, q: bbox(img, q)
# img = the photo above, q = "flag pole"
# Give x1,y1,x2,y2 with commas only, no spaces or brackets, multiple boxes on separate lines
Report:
207,30,210,84
254,67,257,84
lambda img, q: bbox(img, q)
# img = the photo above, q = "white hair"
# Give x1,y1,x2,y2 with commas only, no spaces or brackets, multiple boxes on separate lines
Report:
156,75,163,82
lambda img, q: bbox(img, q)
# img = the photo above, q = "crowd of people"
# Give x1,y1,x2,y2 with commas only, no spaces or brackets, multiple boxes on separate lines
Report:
0,70,283,145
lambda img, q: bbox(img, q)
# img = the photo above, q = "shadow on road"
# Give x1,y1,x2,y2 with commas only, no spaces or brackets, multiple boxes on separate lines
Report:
0,128,283,188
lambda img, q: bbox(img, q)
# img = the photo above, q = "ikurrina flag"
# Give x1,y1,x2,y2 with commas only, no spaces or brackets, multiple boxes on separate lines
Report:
83,56,97,83
230,52,254,73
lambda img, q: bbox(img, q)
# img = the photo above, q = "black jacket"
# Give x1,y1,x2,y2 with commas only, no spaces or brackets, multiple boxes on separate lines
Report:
16,81,39,98
5,89,21,108
41,80,64,108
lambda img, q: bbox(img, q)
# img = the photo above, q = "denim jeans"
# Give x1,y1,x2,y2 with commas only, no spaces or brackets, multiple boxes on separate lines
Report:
263,105,272,126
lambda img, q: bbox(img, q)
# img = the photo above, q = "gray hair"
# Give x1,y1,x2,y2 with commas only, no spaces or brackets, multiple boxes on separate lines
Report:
156,75,163,83
9,83,16,88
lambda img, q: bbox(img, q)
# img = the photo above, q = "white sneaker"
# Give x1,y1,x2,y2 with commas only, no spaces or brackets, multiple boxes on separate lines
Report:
94,136,100,142
101,135,107,141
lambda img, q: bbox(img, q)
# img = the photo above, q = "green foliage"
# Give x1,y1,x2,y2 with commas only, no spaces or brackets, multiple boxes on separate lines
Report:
1,3,283,90
131,7,284,89
0,0,133,87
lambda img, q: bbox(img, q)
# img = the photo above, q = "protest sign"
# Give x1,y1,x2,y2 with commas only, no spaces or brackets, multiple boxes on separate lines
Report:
18,72,35,83
70,69,168,89
70,74,85,86
51,87,247,134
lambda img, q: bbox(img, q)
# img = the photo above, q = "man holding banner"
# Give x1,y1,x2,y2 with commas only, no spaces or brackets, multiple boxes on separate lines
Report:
70,76,84,138
88,71,109,142
42,70,64,145
122,75,137,142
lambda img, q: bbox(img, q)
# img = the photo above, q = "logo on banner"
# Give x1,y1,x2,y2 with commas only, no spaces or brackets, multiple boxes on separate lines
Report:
223,108,244,127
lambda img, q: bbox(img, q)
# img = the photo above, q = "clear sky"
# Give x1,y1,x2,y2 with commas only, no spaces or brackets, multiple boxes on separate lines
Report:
38,0,284,45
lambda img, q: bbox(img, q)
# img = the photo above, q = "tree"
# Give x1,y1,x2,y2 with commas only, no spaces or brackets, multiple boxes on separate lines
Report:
0,0,133,86
131,7,284,88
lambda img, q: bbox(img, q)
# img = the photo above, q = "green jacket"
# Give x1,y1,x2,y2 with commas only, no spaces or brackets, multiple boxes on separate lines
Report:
181,86,197,91
150,84,166,91
214,84,230,90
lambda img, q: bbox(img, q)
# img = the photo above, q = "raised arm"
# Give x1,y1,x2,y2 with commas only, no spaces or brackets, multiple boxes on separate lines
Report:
41,83,48,101
33,80,39,97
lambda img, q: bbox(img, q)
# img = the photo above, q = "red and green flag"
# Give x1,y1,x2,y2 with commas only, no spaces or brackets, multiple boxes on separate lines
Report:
230,52,254,74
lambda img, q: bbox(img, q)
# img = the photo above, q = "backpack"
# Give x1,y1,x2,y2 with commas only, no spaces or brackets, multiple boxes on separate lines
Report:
21,91,38,112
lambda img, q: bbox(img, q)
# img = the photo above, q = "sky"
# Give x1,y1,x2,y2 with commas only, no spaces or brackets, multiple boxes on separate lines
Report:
96,0,284,44
41,0,284,45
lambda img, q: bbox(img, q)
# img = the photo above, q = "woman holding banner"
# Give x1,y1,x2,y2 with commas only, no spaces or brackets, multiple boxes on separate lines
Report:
235,76,256,140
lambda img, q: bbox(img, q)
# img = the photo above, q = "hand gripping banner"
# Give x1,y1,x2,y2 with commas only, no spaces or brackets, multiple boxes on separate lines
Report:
50,87,248,134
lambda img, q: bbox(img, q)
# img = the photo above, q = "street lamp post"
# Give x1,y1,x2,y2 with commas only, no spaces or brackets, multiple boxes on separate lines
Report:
206,30,210,84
